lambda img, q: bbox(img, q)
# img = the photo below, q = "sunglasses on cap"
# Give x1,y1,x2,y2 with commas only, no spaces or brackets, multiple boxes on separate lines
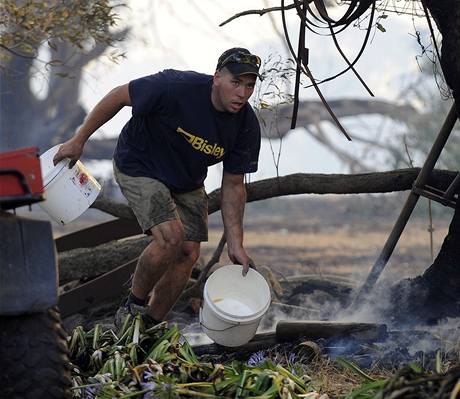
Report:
217,51,261,70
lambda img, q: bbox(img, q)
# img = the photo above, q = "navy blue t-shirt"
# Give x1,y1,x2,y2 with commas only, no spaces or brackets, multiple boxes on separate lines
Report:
113,69,261,191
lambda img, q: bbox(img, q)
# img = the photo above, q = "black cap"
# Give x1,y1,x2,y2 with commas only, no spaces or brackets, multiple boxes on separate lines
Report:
216,47,262,80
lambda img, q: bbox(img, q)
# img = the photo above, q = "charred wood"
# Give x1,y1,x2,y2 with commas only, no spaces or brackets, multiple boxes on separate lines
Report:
192,320,387,356
276,320,388,342
385,200,460,326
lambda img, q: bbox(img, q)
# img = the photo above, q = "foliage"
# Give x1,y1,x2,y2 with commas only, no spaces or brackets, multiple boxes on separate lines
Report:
251,54,297,176
338,357,460,399
68,314,317,398
336,358,388,399
0,0,124,68
68,315,460,398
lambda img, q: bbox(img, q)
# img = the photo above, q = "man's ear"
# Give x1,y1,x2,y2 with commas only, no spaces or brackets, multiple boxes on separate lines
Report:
213,70,221,85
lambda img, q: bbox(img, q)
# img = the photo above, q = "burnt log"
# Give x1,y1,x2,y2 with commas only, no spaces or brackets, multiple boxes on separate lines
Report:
192,320,387,356
276,321,388,342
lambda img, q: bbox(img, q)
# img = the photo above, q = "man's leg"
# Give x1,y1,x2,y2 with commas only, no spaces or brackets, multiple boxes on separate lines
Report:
113,164,206,325
147,241,200,321
130,219,186,301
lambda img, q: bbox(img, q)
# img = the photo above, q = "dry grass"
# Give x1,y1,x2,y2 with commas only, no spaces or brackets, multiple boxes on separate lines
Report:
203,219,450,283
304,357,392,397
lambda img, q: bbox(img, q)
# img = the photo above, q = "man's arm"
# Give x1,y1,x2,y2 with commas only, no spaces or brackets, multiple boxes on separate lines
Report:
221,170,254,276
53,83,131,166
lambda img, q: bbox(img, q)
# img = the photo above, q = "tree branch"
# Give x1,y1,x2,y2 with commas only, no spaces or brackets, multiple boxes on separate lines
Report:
219,2,299,27
258,99,418,139
309,122,371,173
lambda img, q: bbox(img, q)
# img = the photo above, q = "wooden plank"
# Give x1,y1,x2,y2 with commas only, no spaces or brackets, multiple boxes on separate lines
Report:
55,218,141,252
58,259,137,317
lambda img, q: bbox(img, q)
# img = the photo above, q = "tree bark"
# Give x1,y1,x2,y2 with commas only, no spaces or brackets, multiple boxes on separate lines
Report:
59,236,151,284
0,31,127,153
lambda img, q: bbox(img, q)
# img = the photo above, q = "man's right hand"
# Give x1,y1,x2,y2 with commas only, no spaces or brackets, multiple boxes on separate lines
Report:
53,137,84,167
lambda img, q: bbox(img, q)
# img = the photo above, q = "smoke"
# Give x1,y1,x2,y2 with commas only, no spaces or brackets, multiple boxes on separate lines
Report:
259,279,460,370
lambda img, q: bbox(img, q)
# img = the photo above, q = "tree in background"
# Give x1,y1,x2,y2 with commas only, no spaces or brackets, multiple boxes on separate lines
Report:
400,63,460,170
0,0,127,152
0,0,430,172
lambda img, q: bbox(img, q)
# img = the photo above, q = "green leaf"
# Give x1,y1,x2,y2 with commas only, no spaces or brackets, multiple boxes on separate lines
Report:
435,350,443,373
344,379,388,399
178,340,199,364
336,358,376,383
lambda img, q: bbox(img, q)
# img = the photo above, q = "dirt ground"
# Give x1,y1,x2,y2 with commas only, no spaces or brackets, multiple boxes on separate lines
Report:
202,194,453,286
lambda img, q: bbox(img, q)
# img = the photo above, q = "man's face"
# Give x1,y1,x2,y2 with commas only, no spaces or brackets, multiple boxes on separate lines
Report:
212,69,256,113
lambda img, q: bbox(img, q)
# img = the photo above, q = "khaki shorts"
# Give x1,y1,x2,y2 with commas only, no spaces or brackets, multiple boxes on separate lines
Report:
113,163,208,242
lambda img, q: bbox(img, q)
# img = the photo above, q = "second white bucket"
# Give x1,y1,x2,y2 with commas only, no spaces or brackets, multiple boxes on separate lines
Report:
39,144,101,225
200,264,271,347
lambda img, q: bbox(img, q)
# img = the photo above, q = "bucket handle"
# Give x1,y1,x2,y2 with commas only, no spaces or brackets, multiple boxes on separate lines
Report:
199,321,241,332
199,307,242,332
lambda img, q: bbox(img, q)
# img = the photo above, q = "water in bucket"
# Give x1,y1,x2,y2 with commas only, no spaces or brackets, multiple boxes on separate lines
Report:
200,264,271,347
39,144,101,225
213,297,255,316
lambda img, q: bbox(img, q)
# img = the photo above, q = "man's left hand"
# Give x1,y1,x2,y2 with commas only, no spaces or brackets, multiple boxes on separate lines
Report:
228,246,256,276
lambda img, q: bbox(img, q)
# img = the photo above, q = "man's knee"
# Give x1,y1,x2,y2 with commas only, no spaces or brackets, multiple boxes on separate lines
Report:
182,242,200,265
151,220,185,251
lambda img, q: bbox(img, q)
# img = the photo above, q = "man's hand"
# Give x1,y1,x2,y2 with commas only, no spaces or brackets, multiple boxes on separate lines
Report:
221,171,255,277
53,137,84,167
228,244,256,276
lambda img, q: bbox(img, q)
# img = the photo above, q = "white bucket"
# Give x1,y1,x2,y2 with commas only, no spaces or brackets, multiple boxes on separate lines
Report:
200,264,271,347
38,144,101,225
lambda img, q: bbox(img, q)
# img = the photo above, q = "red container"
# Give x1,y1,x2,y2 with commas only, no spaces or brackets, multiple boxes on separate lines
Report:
0,147,44,206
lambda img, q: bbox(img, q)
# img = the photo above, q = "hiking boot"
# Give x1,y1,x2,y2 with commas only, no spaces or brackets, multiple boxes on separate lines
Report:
142,312,163,330
114,302,146,330
114,302,162,330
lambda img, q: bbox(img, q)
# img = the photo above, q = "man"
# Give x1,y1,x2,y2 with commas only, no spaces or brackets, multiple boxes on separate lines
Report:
53,47,262,327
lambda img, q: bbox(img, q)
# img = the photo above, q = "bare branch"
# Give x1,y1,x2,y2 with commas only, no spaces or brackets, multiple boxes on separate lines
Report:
219,2,298,27
309,122,370,172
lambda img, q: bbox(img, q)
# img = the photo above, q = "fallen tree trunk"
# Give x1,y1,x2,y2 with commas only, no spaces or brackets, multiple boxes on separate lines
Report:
91,168,457,219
